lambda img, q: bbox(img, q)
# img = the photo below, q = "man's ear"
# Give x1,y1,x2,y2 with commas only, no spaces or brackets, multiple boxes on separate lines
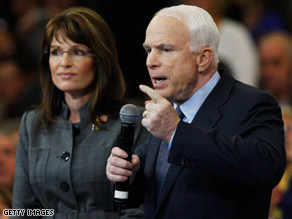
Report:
196,47,214,72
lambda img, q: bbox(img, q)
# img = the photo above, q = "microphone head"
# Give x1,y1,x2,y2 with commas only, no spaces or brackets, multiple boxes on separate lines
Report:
120,104,139,124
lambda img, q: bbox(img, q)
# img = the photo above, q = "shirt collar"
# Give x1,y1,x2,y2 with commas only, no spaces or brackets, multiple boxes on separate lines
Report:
60,100,90,121
174,71,221,123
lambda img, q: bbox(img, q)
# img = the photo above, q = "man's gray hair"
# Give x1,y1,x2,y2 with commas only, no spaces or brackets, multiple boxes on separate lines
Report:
156,4,220,65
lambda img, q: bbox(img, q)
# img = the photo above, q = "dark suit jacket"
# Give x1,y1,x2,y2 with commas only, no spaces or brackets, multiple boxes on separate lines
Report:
133,69,286,219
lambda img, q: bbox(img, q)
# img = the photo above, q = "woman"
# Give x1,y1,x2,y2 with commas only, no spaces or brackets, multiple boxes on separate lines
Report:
12,7,148,218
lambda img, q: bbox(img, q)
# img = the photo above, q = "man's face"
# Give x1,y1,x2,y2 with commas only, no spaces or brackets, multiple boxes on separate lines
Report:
0,61,23,103
0,136,16,189
143,16,200,104
259,36,292,94
284,115,292,164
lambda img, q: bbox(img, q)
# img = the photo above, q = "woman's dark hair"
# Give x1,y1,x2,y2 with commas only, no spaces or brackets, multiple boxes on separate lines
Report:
39,7,125,126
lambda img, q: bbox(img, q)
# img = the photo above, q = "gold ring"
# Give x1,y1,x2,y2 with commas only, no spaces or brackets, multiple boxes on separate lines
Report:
143,111,148,118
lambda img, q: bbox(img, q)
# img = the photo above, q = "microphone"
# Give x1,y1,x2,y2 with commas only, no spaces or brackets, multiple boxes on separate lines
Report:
114,104,139,213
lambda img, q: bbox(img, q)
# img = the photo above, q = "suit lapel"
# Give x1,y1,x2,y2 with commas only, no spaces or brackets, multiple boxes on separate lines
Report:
155,69,235,212
156,163,182,211
192,69,234,128
144,136,161,210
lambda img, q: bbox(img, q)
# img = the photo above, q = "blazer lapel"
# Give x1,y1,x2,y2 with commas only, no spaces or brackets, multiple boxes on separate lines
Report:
144,136,161,210
155,69,235,212
192,69,234,129
156,163,182,211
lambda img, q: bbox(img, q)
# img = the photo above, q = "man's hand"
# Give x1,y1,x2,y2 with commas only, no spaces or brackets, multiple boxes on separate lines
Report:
139,84,181,142
106,147,140,184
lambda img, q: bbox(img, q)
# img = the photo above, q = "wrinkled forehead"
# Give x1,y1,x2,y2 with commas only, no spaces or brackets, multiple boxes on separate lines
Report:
147,15,188,34
145,15,189,44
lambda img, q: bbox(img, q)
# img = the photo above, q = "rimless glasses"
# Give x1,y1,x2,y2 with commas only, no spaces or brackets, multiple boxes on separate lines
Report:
48,47,94,61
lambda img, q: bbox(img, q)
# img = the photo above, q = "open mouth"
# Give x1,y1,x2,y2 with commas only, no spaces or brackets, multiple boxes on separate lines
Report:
154,77,166,84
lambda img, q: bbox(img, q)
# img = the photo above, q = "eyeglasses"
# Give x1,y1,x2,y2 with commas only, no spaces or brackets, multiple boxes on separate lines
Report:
48,47,94,61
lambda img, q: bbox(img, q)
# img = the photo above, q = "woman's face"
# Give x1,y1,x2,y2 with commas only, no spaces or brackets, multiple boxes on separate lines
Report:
49,34,95,97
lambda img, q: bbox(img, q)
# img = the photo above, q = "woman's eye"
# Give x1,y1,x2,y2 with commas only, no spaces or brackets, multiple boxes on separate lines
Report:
51,49,62,56
74,49,86,56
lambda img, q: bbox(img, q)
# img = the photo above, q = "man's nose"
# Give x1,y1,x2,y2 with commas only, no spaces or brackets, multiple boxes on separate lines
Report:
146,50,160,68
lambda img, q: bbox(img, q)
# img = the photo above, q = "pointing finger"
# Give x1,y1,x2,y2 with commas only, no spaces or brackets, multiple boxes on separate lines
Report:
139,84,163,103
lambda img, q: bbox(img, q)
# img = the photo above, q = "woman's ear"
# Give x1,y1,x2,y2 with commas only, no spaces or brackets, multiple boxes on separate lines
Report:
196,47,214,72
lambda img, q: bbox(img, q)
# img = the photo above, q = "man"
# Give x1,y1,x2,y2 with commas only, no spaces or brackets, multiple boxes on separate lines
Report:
269,105,292,219
258,31,292,105
181,0,259,87
107,5,285,219
0,119,19,191
0,57,41,121
0,135,16,191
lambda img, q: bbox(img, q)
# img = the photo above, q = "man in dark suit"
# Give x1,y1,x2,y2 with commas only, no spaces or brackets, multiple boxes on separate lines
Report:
106,5,286,219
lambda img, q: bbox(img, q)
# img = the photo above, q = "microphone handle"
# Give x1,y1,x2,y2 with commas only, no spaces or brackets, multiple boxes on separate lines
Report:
118,123,134,160
114,123,135,209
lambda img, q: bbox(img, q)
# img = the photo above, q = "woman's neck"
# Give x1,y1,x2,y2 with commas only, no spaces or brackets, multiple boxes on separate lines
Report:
65,92,91,123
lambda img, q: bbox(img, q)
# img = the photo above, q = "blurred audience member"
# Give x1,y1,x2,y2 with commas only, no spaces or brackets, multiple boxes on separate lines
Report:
181,0,259,87
258,31,292,105
241,0,287,42
269,105,292,219
0,118,20,192
282,0,292,32
41,0,78,17
10,0,50,69
0,28,17,58
10,0,78,70
0,135,16,192
0,57,41,122
0,186,12,218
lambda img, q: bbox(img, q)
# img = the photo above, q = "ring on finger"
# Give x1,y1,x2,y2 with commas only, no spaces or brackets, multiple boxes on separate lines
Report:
143,111,148,118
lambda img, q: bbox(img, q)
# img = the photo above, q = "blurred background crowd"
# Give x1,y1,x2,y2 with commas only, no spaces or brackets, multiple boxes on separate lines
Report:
0,0,292,218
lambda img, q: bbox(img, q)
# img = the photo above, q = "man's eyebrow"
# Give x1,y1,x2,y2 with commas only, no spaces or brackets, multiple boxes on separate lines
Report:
157,43,173,49
142,43,173,49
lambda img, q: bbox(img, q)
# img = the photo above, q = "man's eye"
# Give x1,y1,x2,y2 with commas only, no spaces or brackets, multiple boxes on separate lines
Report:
144,47,151,54
51,49,62,56
4,149,14,157
162,48,171,52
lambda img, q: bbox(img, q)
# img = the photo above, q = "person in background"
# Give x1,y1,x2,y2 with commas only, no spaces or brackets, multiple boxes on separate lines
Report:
0,186,12,218
258,31,292,105
241,0,287,42
10,0,79,70
0,118,19,192
0,134,16,191
180,0,260,87
0,57,40,121
107,5,285,219
12,7,148,218
269,105,292,219
0,29,17,58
